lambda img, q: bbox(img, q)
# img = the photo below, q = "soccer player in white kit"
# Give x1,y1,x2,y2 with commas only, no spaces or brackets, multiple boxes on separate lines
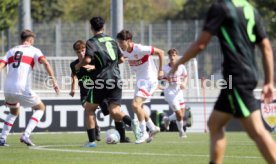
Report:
117,30,164,144
0,30,59,146
162,48,188,138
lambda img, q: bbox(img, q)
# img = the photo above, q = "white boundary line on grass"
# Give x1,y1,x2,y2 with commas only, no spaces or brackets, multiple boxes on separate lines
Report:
30,144,262,159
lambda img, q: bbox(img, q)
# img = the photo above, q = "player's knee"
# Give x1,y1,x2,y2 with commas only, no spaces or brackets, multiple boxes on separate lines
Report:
85,108,96,115
33,102,45,111
131,101,140,112
175,111,183,120
110,111,123,122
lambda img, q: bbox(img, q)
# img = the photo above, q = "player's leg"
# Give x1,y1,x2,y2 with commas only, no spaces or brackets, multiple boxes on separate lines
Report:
114,121,130,143
108,102,132,143
144,110,160,143
174,95,186,138
0,101,20,146
84,106,101,142
175,109,185,138
239,110,276,163
84,103,100,142
144,81,160,138
143,105,160,137
234,84,276,163
207,110,232,164
95,122,101,141
132,97,145,122
134,80,161,143
163,90,178,131
106,83,139,142
180,102,187,130
82,94,101,141
19,102,45,146
132,97,149,143
112,108,138,142
83,102,98,147
19,94,44,146
162,113,175,131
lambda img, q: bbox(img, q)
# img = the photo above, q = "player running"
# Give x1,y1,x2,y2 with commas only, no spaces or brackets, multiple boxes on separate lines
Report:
162,48,188,138
169,1,276,163
117,29,164,144
0,29,59,146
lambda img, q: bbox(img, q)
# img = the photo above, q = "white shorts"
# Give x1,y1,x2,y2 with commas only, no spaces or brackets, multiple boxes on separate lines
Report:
164,89,185,111
134,80,158,102
4,92,42,108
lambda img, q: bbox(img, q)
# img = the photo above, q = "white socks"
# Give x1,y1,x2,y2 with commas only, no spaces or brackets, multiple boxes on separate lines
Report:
24,110,44,137
139,120,147,133
176,120,184,134
0,114,17,140
146,118,156,132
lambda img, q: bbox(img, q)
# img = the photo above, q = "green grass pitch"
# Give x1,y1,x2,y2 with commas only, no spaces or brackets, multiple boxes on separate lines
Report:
1,132,275,164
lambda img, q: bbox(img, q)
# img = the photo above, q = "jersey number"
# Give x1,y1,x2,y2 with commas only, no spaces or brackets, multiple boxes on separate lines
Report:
233,0,256,42
243,5,256,42
12,51,23,68
105,41,116,61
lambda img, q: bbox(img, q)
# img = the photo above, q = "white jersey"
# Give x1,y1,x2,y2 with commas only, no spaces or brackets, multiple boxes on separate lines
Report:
163,64,187,111
163,64,187,90
122,43,157,81
0,45,45,95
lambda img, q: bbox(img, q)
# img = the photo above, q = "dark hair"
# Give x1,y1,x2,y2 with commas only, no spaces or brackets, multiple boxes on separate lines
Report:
73,40,86,51
20,29,35,42
167,48,178,55
90,16,105,32
116,29,132,40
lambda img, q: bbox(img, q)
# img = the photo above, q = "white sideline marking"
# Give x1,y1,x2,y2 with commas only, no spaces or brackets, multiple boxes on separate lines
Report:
30,144,262,159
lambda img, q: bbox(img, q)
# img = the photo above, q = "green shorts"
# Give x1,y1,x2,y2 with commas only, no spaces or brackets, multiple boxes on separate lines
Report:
214,84,260,118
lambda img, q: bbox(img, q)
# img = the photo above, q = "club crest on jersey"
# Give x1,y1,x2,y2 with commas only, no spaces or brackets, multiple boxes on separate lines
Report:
134,54,139,59
261,103,276,129
81,75,93,86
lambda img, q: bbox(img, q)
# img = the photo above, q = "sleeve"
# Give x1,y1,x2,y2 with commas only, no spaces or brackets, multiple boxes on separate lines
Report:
203,2,226,35
139,45,154,55
34,48,45,64
85,40,96,58
254,10,267,43
70,62,76,75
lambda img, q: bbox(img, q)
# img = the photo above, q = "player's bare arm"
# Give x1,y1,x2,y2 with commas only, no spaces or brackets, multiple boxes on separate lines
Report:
40,58,60,95
259,38,274,103
69,73,77,97
77,56,95,72
82,56,95,71
0,62,6,71
153,47,164,79
170,31,212,75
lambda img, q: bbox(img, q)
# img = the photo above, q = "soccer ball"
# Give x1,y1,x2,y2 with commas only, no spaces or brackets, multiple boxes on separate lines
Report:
105,129,120,144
